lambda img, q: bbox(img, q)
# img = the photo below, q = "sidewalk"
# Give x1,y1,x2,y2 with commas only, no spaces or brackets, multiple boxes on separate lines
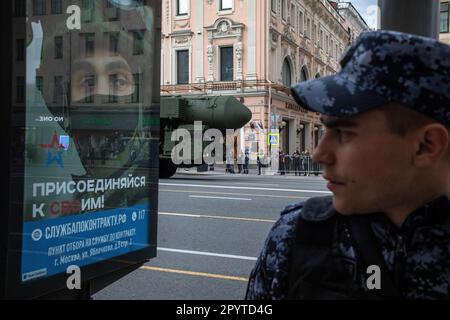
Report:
175,164,323,177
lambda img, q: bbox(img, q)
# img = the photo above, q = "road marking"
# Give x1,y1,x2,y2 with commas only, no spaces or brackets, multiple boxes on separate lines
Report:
189,195,252,201
160,189,308,200
235,182,280,187
160,183,331,194
159,211,277,223
158,247,257,261
140,266,248,282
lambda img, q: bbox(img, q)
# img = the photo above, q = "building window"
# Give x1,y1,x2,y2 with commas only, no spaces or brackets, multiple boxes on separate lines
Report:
51,0,62,14
281,0,286,20
320,29,324,48
105,1,119,20
220,46,233,81
177,50,189,84
133,30,144,55
109,32,119,55
16,39,25,61
271,0,277,13
441,2,449,33
330,39,335,58
54,36,63,59
298,11,304,34
300,66,308,82
220,0,233,11
306,18,311,38
315,25,319,43
83,76,95,103
132,73,144,103
282,59,291,87
33,0,46,16
81,0,95,22
83,33,95,57
291,4,295,29
16,77,25,103
14,0,26,17
176,0,189,16
53,76,64,104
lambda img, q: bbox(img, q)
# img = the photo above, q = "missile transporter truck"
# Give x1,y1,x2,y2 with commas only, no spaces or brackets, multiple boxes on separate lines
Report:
160,96,252,178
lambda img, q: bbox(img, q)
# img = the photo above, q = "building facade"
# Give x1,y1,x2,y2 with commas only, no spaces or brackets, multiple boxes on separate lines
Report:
441,0,450,44
336,1,372,42
161,0,368,156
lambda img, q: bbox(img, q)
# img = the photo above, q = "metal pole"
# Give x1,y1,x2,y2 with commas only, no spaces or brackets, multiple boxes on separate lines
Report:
378,0,440,39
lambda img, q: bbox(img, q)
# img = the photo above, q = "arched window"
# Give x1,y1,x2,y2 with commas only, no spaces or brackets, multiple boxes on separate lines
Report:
281,0,286,20
282,59,292,86
315,72,321,79
300,66,308,82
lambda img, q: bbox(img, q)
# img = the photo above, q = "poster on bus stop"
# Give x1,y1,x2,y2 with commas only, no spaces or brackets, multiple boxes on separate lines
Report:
20,0,157,283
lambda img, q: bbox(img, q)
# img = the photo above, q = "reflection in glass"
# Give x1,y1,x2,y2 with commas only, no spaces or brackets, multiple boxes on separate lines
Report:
15,0,158,285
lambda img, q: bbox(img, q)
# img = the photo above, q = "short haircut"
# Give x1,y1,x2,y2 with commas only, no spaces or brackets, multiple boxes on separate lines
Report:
379,103,450,154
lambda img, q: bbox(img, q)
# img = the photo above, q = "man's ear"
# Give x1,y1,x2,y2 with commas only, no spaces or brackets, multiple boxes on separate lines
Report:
413,123,450,167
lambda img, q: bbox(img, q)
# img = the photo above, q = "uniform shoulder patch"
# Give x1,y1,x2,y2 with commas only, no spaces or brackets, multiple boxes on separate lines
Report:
300,196,336,222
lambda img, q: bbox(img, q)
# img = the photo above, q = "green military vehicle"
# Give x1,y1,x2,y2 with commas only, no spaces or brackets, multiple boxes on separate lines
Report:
160,96,252,178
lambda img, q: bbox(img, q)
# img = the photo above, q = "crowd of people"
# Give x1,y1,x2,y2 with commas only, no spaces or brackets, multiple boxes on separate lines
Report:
278,150,322,176
225,149,322,176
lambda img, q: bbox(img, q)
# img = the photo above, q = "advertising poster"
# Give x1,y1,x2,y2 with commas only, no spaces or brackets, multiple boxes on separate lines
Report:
20,0,157,283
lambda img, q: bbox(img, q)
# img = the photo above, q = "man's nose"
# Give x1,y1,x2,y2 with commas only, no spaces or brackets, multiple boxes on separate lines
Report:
95,75,110,96
312,138,335,166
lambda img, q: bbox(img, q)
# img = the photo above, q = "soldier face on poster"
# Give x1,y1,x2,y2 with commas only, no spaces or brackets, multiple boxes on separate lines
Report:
20,0,158,283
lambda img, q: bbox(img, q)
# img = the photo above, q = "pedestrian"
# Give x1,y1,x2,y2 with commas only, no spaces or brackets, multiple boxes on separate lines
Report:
244,150,250,174
225,150,235,174
279,150,285,175
245,30,450,300
237,152,244,174
285,153,292,175
257,155,262,175
303,149,311,176
293,150,301,176
300,151,307,176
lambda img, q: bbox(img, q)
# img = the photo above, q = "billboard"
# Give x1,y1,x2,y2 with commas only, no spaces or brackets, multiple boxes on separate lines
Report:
4,0,160,298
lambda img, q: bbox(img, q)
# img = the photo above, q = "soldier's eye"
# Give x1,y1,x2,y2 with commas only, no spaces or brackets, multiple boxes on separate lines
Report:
112,76,129,90
335,129,355,143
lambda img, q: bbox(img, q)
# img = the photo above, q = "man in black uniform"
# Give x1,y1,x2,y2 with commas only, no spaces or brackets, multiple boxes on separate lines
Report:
245,30,450,300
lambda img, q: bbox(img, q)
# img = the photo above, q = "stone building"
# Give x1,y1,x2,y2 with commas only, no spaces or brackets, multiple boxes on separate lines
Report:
161,0,368,156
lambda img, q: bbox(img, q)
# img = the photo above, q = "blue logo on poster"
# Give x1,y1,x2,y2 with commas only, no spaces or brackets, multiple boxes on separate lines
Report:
45,151,64,168
39,131,66,168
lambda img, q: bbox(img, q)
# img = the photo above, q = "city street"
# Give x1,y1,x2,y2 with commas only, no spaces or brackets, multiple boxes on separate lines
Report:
94,171,330,300
5,0,450,303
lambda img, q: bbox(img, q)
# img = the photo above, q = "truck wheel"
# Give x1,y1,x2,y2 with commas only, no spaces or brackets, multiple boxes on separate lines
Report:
159,158,178,179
